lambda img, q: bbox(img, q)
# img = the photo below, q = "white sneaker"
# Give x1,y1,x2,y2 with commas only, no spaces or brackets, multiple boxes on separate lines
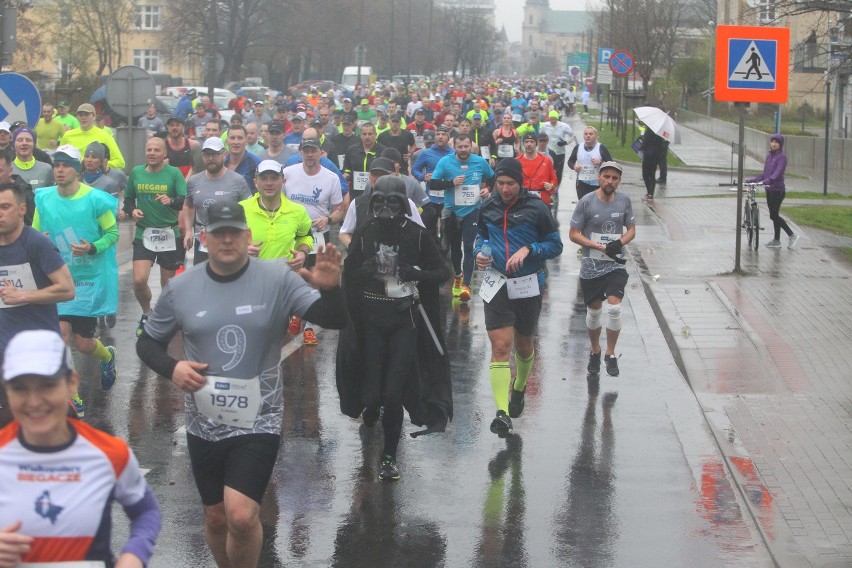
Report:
788,234,800,249
765,239,782,248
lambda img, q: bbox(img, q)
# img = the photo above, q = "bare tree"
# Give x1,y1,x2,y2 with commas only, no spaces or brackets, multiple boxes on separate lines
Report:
52,0,137,77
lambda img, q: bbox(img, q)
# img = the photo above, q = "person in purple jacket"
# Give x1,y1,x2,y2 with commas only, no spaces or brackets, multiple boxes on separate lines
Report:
746,134,799,249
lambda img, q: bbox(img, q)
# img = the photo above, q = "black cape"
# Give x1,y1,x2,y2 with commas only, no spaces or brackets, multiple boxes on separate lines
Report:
335,219,452,437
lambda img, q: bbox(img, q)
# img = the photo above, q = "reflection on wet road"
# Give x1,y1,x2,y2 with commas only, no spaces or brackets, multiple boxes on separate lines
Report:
0,196,774,566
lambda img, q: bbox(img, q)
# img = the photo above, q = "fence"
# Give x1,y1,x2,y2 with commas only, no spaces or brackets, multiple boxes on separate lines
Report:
676,110,852,171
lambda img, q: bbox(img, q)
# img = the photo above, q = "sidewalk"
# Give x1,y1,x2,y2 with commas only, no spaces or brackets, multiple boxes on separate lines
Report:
567,112,852,565
636,195,852,567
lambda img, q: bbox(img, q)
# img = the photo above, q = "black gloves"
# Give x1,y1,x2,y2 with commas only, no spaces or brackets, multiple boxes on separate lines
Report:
604,240,626,264
557,140,567,147
397,263,423,282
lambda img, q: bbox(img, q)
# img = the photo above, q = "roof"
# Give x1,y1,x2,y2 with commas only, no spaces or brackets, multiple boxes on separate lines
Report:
541,10,591,35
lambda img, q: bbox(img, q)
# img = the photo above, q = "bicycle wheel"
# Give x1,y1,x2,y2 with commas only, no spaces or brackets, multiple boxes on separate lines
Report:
744,202,754,249
751,201,760,250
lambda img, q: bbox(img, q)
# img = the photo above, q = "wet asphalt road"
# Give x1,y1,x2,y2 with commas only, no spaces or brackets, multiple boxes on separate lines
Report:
2,178,777,566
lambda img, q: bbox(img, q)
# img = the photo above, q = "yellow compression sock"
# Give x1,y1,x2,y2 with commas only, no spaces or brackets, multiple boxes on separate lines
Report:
513,350,535,392
489,362,511,413
93,340,112,362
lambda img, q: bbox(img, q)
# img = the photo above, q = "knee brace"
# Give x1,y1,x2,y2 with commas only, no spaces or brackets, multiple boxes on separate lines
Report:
606,303,623,331
586,306,603,330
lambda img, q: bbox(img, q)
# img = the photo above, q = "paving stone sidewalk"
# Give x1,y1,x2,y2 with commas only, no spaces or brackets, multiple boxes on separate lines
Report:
628,187,852,567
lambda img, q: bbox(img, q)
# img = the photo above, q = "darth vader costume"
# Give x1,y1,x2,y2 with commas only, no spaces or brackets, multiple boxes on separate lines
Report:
336,176,452,476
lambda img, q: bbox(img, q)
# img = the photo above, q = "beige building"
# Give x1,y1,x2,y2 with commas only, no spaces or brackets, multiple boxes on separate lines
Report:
521,0,591,75
16,2,201,89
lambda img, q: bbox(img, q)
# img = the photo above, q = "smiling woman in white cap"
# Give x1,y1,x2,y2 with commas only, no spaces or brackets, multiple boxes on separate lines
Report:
0,329,161,567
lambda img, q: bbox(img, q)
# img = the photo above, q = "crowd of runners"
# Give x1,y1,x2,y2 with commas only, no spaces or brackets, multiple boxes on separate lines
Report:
0,75,636,567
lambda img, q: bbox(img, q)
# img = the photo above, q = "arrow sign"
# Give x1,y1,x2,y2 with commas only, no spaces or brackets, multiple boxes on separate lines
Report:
0,73,41,126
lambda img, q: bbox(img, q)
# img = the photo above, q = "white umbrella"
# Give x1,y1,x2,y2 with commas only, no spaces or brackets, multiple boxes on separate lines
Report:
634,106,679,144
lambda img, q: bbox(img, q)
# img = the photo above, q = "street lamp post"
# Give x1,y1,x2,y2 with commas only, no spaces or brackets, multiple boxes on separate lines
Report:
708,21,716,117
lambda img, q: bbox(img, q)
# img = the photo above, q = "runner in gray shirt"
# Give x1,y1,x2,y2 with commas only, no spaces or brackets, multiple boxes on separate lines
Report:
182,137,252,263
569,161,636,378
137,200,346,568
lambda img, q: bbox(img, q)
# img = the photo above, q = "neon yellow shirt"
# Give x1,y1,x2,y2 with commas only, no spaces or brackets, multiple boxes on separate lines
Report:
60,127,125,170
240,193,313,260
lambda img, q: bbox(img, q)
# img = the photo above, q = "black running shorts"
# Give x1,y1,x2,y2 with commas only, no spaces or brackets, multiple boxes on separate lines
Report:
59,315,97,339
483,284,543,336
132,238,186,270
580,269,629,306
187,433,280,506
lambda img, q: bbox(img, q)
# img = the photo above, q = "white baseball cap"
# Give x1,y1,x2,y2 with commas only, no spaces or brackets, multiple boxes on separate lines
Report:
257,159,282,175
202,137,226,152
0,122,10,133
3,330,73,382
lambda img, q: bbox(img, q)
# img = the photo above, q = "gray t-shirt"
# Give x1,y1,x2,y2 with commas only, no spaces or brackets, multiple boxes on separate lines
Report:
570,191,634,279
138,115,166,135
186,169,252,228
87,173,120,198
12,161,54,191
144,259,321,441
257,145,296,165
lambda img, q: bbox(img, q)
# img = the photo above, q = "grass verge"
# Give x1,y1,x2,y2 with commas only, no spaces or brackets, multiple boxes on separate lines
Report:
785,205,852,237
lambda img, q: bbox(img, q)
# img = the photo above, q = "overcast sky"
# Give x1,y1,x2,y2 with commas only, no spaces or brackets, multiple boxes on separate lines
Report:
494,0,591,43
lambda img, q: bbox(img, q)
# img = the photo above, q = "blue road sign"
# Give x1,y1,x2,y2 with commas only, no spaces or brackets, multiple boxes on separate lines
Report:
0,73,42,126
609,50,635,76
599,48,614,65
727,39,777,90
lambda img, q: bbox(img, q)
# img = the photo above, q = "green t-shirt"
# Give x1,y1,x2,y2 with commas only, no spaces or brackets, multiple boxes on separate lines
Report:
55,114,80,130
126,164,187,239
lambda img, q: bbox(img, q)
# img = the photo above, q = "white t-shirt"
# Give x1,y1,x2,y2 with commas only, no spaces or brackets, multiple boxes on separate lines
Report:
281,164,344,221
340,199,425,235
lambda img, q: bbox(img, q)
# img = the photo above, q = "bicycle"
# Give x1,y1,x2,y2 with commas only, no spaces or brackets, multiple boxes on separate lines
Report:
742,182,762,250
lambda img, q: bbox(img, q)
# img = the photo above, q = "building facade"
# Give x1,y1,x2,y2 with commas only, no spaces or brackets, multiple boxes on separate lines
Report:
521,0,591,75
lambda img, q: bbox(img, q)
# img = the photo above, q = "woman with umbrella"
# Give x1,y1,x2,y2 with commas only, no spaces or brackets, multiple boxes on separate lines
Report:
634,107,675,202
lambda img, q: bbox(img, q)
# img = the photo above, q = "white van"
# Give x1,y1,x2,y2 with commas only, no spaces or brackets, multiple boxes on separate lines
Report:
341,67,374,90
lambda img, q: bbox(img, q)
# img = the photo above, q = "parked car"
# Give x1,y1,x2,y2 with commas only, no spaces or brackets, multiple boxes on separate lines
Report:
288,80,353,101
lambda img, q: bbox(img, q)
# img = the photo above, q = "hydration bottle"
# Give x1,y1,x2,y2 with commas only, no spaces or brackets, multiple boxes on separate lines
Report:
480,239,492,258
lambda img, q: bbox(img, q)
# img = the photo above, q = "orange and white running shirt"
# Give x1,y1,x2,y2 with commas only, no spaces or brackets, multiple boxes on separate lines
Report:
0,419,160,566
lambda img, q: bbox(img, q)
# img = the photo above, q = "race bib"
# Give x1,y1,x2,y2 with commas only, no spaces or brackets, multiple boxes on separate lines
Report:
353,171,370,192
578,165,597,181
588,232,622,261
286,143,300,152
0,262,38,308
382,274,417,298
511,113,523,123
22,563,106,567
337,155,345,169
480,146,492,160
195,232,207,253
429,188,444,198
194,375,261,429
143,227,177,252
497,144,514,158
479,267,507,303
507,273,540,299
312,229,326,253
455,184,480,206
415,135,425,149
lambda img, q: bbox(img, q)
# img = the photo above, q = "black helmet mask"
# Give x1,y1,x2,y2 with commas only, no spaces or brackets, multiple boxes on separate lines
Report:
369,176,412,221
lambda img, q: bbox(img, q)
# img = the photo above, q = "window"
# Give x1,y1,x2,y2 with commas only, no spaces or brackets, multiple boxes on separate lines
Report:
757,0,775,23
793,34,825,73
529,14,533,25
133,49,161,72
135,5,162,30
529,35,533,47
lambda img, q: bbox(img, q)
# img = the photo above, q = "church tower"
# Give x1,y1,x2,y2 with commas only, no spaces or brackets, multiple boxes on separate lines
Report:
522,0,549,60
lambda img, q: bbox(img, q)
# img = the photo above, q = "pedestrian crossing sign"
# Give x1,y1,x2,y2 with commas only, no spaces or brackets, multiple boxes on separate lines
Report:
715,25,789,104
